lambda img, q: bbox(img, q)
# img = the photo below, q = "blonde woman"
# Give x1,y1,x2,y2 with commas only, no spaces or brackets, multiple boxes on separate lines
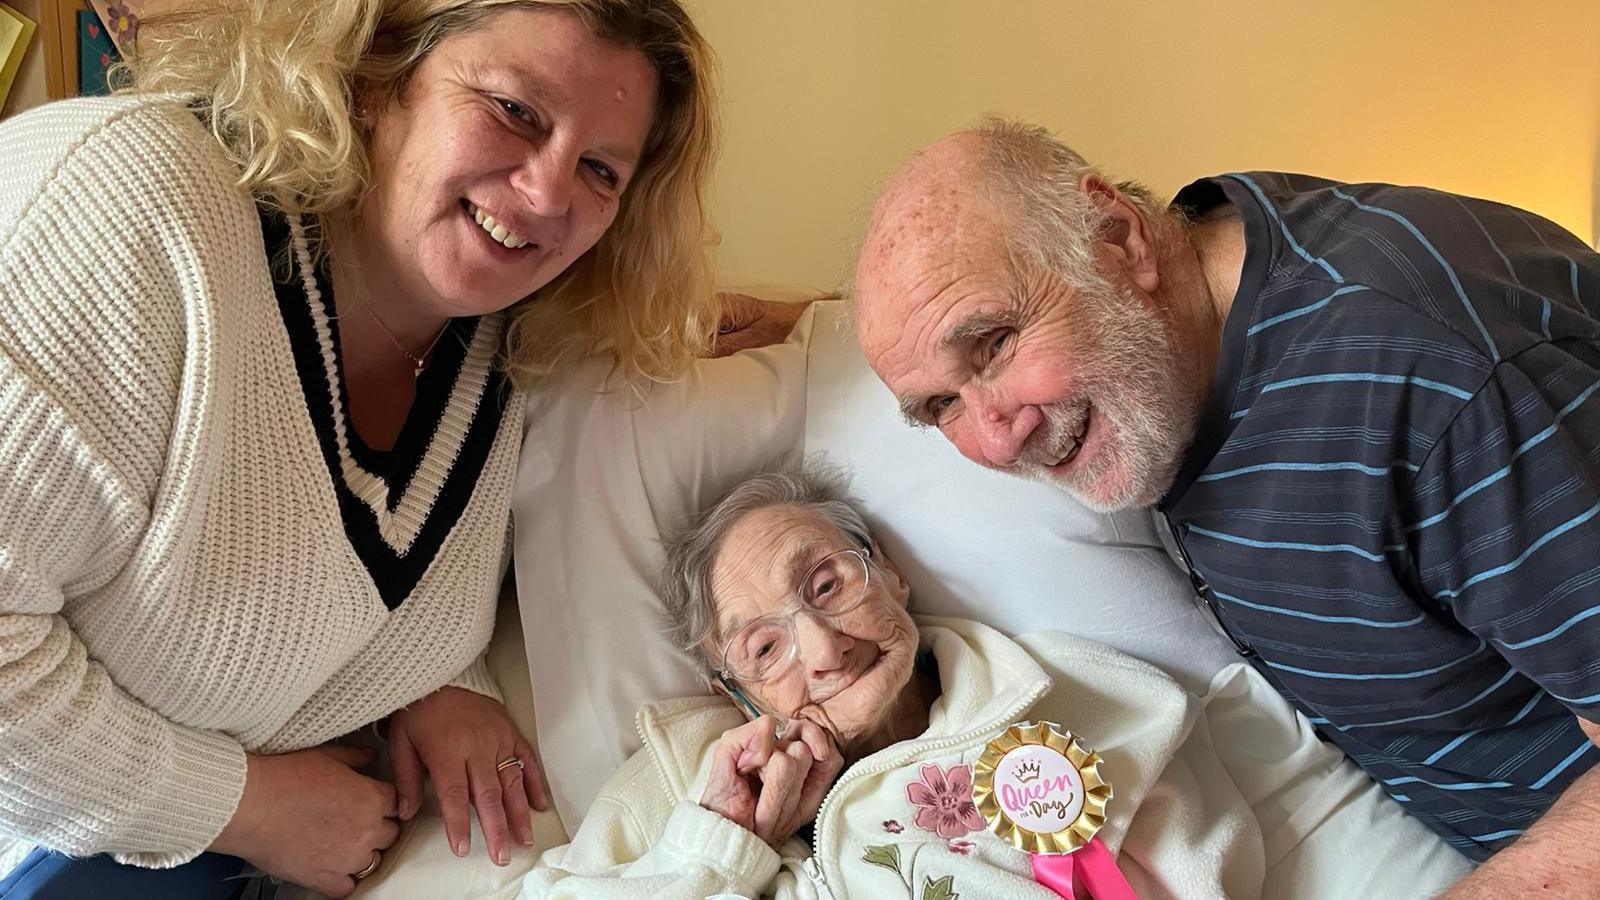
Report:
0,0,716,896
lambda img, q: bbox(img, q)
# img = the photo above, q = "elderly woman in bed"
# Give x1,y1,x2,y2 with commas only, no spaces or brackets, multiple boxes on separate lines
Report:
515,466,1470,900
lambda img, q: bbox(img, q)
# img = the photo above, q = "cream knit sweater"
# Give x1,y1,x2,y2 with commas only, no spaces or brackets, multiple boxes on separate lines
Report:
0,95,523,867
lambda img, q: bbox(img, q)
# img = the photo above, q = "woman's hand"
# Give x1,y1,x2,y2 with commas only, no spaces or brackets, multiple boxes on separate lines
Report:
699,716,842,846
388,686,547,866
709,293,814,358
210,746,399,898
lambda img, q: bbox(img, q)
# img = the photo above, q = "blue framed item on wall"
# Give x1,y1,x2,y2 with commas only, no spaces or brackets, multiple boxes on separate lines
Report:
76,7,116,96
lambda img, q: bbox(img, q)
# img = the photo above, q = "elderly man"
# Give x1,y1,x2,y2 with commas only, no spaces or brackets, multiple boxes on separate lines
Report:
852,118,1600,896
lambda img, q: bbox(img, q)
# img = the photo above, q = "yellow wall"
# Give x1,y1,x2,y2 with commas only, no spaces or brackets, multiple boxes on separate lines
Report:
690,0,1600,288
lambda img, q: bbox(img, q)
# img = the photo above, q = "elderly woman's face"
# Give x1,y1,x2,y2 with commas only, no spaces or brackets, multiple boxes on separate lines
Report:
709,506,918,744
360,7,657,318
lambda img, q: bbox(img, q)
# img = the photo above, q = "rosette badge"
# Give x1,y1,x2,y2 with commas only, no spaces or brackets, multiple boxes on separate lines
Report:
973,720,1112,854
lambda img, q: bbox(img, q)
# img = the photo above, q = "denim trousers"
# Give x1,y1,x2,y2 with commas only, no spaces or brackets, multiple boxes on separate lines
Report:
0,848,249,900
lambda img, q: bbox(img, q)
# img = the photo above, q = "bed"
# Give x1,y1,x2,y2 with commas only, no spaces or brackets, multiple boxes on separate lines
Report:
336,298,1471,899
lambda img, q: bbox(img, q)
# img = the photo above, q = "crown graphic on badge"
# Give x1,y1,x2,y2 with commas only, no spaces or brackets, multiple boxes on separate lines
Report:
973,720,1112,855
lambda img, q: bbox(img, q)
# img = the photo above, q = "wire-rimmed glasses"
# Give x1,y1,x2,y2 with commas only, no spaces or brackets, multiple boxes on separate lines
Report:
716,547,873,683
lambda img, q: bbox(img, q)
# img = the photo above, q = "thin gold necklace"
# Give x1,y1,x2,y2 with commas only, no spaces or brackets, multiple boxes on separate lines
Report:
363,301,448,380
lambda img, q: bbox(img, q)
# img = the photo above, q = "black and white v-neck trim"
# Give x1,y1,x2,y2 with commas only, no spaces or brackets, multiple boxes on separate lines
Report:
262,209,511,610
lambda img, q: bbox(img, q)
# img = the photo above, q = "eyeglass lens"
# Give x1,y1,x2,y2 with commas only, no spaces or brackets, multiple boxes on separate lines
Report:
723,549,870,680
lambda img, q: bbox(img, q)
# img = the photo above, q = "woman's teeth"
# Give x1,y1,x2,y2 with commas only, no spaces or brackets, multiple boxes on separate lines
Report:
466,203,529,249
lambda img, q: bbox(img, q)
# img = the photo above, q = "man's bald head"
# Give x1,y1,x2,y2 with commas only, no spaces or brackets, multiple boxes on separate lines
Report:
853,131,1012,361
853,120,1142,355
847,119,1205,513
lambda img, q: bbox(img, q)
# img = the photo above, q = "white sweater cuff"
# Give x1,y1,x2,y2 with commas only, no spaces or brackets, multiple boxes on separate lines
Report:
111,725,248,868
447,654,504,703
658,801,781,891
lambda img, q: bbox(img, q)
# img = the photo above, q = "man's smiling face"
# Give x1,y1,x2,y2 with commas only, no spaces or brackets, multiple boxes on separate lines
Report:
853,136,1197,512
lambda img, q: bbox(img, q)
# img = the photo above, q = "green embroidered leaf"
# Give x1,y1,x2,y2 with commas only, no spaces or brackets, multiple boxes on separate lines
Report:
921,874,959,900
861,843,903,875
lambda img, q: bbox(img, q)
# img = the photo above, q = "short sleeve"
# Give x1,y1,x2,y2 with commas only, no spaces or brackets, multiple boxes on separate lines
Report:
1406,339,1600,719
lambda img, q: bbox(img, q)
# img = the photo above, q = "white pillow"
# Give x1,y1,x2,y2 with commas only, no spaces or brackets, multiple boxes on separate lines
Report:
512,309,816,828
513,298,1241,830
801,301,1240,692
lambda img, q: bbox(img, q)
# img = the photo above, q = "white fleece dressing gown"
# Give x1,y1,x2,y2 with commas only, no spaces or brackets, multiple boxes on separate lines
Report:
501,617,1470,900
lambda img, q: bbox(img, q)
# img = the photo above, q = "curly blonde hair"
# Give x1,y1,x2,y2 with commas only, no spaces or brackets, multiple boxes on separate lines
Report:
131,0,718,384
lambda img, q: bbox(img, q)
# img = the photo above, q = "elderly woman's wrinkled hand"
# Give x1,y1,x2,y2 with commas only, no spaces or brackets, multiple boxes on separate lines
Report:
700,716,843,846
388,686,547,867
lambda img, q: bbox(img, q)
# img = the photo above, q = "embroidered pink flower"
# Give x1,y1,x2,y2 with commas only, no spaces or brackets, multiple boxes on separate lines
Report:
947,839,976,855
882,819,903,834
906,763,985,838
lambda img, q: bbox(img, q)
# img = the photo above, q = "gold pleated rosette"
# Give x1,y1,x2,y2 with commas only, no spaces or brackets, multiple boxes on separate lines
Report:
972,721,1112,854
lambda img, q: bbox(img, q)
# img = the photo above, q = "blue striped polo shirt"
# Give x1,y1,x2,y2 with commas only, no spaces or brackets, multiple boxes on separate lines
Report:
1160,172,1600,861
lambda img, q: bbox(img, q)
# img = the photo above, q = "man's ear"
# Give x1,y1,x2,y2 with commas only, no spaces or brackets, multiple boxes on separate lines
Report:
1079,173,1161,294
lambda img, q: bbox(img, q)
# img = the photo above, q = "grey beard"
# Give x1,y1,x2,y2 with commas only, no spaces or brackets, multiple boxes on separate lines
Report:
1017,275,1199,512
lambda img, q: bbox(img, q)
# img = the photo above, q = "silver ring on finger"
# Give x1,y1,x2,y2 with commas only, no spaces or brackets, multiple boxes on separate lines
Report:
496,756,525,773
354,849,382,880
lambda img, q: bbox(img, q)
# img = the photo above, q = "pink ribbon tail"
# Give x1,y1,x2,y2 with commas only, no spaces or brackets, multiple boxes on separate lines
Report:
1030,851,1076,898
1030,838,1137,900
1075,837,1138,900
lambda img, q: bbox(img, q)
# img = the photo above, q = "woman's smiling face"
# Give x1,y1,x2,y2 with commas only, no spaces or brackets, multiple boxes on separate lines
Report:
358,6,658,318
708,505,917,744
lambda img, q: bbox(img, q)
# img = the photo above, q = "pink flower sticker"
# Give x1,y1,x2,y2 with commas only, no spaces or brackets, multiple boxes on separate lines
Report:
906,762,985,838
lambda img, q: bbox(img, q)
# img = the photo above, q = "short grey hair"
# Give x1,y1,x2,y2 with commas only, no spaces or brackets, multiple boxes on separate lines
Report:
660,464,874,669
964,117,1176,292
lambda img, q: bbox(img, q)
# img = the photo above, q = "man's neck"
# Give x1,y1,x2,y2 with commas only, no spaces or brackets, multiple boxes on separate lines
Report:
1187,210,1246,326
1151,210,1246,417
